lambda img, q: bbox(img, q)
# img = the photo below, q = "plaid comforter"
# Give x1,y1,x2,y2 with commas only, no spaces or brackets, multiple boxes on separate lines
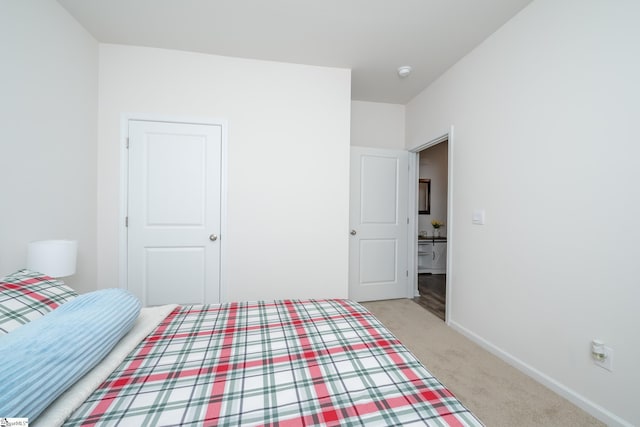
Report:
64,300,482,426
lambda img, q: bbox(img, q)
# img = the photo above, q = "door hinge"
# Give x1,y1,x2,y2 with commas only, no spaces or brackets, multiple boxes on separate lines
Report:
406,270,409,277
126,137,129,149
407,217,409,224
125,216,128,227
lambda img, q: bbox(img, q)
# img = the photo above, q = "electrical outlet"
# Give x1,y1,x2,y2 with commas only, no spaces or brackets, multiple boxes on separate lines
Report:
594,346,613,372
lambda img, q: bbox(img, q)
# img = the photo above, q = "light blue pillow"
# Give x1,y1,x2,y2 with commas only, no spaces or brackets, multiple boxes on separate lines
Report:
0,288,141,420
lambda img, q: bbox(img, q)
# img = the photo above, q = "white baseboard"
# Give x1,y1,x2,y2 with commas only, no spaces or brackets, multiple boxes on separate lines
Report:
448,320,633,427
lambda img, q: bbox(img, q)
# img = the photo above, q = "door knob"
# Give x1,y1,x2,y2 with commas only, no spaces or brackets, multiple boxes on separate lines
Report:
209,234,218,241
350,230,357,236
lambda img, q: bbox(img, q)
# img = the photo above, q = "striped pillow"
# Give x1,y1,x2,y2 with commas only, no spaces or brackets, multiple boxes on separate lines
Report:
0,288,141,420
0,269,78,334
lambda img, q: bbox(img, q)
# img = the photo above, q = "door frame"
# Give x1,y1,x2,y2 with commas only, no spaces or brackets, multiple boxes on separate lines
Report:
118,113,228,302
409,126,454,324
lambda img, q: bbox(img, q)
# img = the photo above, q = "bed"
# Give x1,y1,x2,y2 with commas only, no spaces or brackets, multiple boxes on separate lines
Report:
0,269,483,426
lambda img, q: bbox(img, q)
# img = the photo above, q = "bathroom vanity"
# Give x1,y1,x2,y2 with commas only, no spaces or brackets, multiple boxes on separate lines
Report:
418,237,447,274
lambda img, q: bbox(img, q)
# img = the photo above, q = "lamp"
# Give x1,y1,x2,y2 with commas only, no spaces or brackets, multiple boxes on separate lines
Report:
27,240,78,278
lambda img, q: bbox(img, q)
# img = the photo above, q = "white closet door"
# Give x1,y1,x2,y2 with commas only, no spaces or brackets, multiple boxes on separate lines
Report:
349,147,409,302
127,120,222,306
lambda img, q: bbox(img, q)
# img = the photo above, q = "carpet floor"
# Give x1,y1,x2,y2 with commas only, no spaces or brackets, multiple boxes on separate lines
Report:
362,299,605,427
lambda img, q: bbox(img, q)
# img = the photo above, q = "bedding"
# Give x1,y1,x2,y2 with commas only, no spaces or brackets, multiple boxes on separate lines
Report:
0,269,78,334
0,271,482,426
62,299,482,426
34,304,177,427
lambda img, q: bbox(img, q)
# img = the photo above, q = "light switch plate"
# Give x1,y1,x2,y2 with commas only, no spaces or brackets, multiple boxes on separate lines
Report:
472,209,485,225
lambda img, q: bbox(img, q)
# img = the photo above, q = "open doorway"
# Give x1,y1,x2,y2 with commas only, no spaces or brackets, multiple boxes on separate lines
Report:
412,137,449,321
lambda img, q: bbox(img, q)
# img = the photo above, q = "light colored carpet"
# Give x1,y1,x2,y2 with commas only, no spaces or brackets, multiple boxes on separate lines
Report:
362,299,605,427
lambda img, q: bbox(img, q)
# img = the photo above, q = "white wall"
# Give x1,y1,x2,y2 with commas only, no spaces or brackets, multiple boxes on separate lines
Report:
0,0,98,293
406,0,639,425
98,45,351,300
418,142,448,236
351,101,405,149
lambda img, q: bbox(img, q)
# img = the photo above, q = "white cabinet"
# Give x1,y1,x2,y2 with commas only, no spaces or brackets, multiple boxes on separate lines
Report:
418,239,447,274
432,241,447,273
418,241,433,273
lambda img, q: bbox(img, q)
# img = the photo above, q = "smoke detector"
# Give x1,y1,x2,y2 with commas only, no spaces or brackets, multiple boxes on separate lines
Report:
397,66,412,78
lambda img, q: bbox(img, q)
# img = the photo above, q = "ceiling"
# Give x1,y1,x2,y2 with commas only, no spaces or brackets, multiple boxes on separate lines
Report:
57,0,533,104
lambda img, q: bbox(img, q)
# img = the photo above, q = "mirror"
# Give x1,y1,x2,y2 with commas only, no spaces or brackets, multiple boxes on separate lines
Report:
418,179,431,215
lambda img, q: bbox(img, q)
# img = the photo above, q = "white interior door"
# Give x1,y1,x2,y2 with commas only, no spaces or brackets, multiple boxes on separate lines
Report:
128,120,222,306
349,147,408,302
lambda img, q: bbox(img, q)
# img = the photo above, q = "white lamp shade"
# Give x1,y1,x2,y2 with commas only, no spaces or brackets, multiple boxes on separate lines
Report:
27,240,77,278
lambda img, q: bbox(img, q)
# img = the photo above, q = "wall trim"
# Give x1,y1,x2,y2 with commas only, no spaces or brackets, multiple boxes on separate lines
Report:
449,320,633,427
118,113,229,302
407,154,417,298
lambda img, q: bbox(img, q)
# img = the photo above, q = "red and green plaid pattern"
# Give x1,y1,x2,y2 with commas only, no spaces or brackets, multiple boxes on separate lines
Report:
0,269,78,334
64,300,482,426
